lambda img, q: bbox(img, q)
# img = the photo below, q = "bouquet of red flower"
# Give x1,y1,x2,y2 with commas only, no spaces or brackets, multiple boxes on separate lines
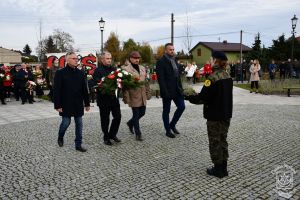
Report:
97,68,144,95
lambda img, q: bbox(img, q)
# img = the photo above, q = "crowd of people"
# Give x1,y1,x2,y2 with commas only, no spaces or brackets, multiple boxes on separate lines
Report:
1,46,299,179
0,63,50,105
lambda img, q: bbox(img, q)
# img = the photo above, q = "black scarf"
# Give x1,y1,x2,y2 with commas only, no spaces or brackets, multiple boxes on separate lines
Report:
131,63,140,73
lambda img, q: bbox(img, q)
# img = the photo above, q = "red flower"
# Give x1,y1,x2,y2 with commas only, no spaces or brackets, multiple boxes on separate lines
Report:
107,74,115,79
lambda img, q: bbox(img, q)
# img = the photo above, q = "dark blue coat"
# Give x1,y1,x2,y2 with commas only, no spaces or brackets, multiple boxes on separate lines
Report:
53,65,90,117
156,55,184,99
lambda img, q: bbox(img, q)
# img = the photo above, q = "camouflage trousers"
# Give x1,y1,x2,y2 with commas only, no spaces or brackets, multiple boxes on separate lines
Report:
207,120,230,164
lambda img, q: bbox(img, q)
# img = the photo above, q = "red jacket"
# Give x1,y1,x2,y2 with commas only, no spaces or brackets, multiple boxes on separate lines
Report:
3,72,12,87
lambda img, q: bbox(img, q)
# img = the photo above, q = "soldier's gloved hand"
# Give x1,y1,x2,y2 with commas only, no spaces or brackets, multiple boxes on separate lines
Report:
183,95,190,100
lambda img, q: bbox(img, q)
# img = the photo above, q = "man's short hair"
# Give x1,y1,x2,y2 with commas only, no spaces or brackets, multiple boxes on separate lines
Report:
65,51,76,60
100,51,111,60
165,43,174,49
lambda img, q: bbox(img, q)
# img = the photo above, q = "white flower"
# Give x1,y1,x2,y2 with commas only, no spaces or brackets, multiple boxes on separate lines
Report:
86,66,91,70
0,73,4,78
29,81,36,86
117,73,123,78
123,71,129,75
101,77,105,81
117,78,122,82
87,75,93,80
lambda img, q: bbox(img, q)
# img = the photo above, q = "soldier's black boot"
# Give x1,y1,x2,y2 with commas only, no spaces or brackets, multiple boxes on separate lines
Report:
207,164,225,178
223,161,228,177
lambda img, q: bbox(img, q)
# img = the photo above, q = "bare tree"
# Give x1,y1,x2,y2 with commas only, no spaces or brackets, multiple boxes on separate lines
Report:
52,29,75,52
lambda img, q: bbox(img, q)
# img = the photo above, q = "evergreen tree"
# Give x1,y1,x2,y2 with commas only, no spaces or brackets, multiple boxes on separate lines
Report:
23,44,32,55
104,32,121,62
45,36,58,53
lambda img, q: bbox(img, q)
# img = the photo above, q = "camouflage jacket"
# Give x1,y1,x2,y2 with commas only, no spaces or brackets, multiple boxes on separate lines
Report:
188,64,233,120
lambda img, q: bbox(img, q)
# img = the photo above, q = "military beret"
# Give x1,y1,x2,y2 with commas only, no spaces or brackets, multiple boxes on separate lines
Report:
212,51,228,61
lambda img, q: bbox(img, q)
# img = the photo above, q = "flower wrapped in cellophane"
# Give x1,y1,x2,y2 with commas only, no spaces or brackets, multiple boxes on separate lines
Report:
97,68,144,95
25,80,37,95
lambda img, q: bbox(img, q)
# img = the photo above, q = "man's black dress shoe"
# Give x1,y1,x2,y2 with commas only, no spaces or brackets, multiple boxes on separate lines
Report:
166,132,175,138
104,140,112,145
136,135,143,141
126,121,134,134
57,138,64,147
75,146,87,152
111,137,121,143
171,127,180,134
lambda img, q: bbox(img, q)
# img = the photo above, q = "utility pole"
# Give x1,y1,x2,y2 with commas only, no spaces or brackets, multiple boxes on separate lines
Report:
240,30,243,82
171,13,175,44
39,19,42,62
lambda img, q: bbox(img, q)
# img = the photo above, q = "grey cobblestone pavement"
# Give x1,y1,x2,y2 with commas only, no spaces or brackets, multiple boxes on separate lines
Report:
0,86,299,199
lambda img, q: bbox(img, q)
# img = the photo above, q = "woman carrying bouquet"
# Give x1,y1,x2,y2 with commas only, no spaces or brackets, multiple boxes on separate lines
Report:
122,51,151,141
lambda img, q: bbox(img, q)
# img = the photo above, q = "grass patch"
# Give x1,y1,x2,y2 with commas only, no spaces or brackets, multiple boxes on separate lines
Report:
234,79,300,95
37,95,51,101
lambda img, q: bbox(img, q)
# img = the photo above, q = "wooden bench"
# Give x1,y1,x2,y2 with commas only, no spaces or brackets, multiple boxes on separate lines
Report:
283,87,300,97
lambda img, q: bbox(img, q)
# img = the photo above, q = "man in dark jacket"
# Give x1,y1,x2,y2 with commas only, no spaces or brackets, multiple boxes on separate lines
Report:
16,63,29,104
156,43,185,138
186,51,233,178
92,51,121,146
54,52,90,152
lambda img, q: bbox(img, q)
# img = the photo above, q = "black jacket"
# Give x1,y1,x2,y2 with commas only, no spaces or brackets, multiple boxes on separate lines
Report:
156,55,183,99
92,65,119,107
15,69,28,87
53,65,90,117
188,67,233,121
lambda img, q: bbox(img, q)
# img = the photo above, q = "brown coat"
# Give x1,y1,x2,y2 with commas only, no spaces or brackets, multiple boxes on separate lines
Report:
121,64,151,107
250,64,261,82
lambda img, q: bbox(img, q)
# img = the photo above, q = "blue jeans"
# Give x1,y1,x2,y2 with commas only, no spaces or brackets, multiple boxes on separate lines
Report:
162,95,185,133
58,116,83,147
128,106,146,136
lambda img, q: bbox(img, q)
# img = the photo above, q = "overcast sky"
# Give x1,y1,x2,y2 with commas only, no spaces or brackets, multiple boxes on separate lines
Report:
0,0,299,54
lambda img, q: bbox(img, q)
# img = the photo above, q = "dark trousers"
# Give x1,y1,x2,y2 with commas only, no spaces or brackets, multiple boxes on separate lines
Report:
269,72,275,80
207,120,230,164
58,116,83,147
128,106,146,136
27,90,34,103
0,87,5,103
99,105,121,140
4,86,11,98
251,81,259,90
14,84,20,100
162,95,185,133
20,86,27,103
48,86,53,102
280,71,285,80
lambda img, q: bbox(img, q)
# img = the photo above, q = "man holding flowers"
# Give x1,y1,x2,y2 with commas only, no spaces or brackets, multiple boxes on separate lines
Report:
92,51,121,146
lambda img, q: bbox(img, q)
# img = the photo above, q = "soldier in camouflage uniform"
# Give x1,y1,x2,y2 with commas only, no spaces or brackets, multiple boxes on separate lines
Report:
185,51,233,178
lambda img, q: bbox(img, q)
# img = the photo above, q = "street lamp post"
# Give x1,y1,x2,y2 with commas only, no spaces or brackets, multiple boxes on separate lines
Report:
98,17,105,53
291,14,298,61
